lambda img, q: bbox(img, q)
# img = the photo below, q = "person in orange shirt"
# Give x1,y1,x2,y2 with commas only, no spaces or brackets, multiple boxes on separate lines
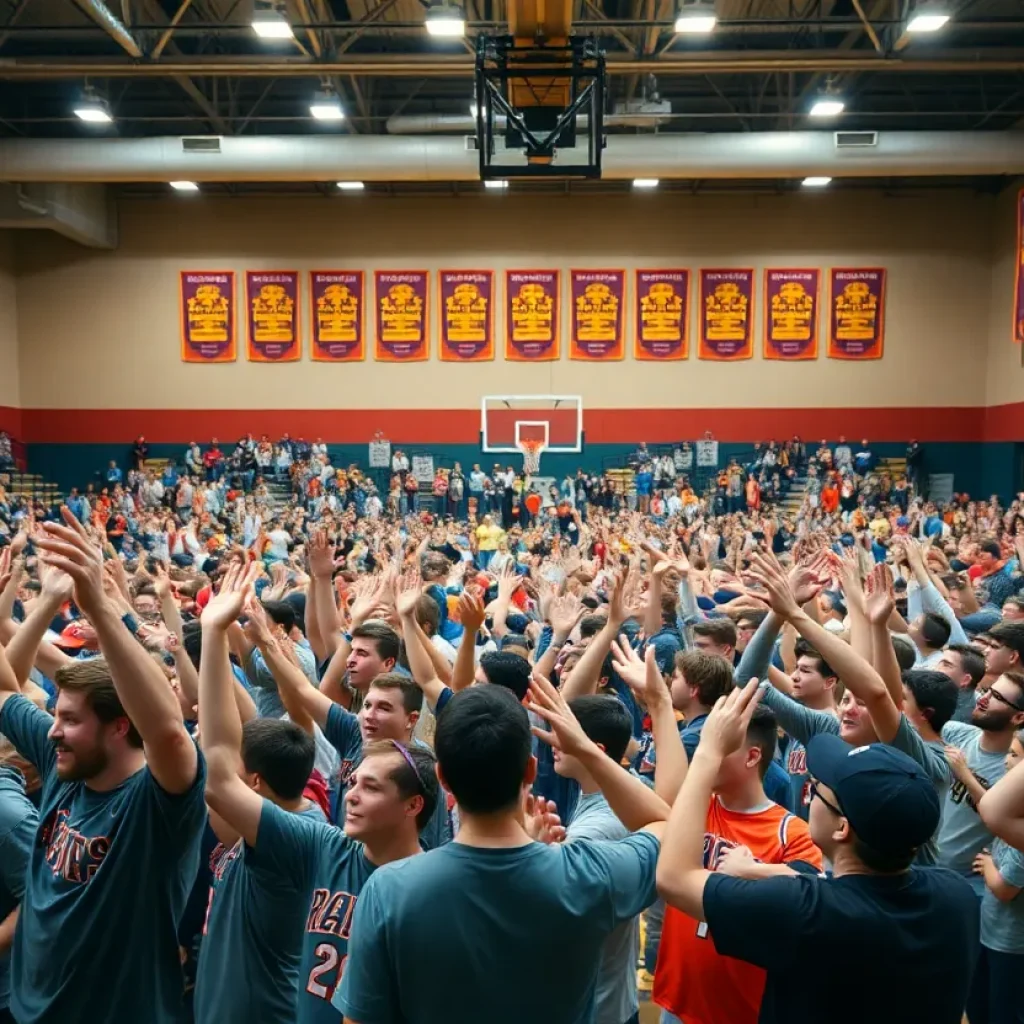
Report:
820,480,839,514
653,704,822,1024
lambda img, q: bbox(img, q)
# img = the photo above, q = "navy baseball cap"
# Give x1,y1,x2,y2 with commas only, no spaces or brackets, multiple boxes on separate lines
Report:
806,735,940,856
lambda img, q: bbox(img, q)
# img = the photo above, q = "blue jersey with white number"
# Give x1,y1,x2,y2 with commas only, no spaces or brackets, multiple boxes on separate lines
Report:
254,800,376,1024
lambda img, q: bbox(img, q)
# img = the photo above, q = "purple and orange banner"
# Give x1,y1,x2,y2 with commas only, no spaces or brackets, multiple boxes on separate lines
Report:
764,268,820,360
180,271,236,363
505,270,560,361
374,271,429,361
828,267,886,360
634,269,689,361
310,271,365,362
570,269,626,361
698,269,754,361
1015,189,1024,344
439,270,495,362
245,270,300,362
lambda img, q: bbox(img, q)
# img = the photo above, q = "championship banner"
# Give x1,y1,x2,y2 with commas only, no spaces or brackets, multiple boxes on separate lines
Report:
1015,189,1024,344
698,269,754,361
634,269,689,361
180,271,236,363
245,270,300,362
569,269,626,361
310,271,365,362
439,270,495,362
374,270,429,361
764,268,820,360
828,268,886,360
505,270,560,361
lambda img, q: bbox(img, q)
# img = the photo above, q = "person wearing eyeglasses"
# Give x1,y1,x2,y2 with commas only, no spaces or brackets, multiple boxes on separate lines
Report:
657,681,979,1024
198,572,440,1024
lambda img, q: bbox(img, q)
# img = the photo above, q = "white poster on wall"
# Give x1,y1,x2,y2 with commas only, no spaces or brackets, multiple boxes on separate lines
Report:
695,440,719,467
368,440,392,468
412,455,435,483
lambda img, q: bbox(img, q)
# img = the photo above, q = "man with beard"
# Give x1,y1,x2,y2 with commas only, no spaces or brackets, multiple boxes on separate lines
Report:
938,672,1024,889
0,509,206,1024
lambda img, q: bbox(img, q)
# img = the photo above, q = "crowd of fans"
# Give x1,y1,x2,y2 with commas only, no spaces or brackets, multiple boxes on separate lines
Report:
0,430,1020,1024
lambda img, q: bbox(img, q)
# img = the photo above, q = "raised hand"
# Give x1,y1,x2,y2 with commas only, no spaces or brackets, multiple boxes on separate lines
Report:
526,671,596,759
548,593,584,639
395,568,423,620
456,590,486,635
308,528,334,579
789,559,828,607
696,678,763,761
242,595,276,648
38,560,75,602
748,552,802,621
864,563,896,626
349,573,389,628
496,561,523,601
611,640,669,710
33,508,106,618
524,794,566,845
202,562,252,632
153,563,173,601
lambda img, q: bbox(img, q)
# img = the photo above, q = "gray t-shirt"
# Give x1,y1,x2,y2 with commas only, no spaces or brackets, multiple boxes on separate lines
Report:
980,839,1024,953
566,791,637,1024
937,721,1006,882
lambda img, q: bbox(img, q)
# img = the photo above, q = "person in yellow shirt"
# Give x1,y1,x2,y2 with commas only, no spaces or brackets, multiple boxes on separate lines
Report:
475,514,505,570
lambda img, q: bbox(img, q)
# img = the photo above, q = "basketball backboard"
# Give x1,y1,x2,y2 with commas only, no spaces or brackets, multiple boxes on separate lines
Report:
481,395,584,454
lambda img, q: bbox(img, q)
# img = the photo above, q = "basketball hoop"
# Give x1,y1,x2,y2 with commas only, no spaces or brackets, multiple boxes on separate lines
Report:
519,438,545,476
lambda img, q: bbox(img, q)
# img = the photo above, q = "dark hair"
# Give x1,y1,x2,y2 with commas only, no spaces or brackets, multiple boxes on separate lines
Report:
413,594,440,637
988,621,1024,661
240,717,315,800
659,589,679,623
947,644,985,689
735,609,768,631
181,619,203,670
902,669,958,731
1004,596,1024,614
851,836,916,874
261,599,296,634
435,687,531,814
693,619,738,649
673,650,733,707
891,634,918,673
979,540,1001,559
54,658,143,748
420,552,450,581
579,614,607,640
480,651,532,702
918,612,951,651
362,739,439,830
794,638,837,680
369,672,424,715
746,705,778,779
351,621,401,664
568,695,632,764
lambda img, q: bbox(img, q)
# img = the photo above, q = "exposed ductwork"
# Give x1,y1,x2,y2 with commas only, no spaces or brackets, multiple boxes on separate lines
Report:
73,0,144,59
0,183,118,249
388,100,673,133
0,132,1021,183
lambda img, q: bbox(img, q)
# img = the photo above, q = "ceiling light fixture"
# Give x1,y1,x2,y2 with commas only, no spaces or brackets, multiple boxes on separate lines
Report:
802,176,832,188
170,181,200,192
425,2,466,37
252,0,294,39
336,181,365,191
484,180,508,189
809,97,845,118
633,178,660,189
73,86,113,124
674,0,717,34
310,88,345,121
906,2,950,32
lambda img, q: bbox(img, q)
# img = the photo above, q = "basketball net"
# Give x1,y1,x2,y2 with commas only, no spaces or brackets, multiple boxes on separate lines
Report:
519,439,545,476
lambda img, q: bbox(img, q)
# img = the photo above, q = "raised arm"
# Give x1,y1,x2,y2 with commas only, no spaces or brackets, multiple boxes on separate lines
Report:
528,672,668,837
199,567,263,847
979,758,1024,850
451,591,486,693
35,509,199,794
3,562,74,686
533,592,584,681
490,562,522,641
307,528,339,663
396,574,446,708
864,563,905,710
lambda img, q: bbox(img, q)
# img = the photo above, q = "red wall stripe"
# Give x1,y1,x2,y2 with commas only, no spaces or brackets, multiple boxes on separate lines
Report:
5,403,1017,445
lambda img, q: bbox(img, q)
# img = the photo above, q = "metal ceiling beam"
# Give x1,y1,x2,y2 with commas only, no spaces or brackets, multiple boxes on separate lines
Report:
151,0,194,60
3,53,1024,77
73,0,144,57
0,0,31,54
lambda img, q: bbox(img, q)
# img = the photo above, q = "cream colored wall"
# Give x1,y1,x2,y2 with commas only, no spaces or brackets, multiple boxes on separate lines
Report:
0,232,19,408
985,184,1024,409
14,191,996,411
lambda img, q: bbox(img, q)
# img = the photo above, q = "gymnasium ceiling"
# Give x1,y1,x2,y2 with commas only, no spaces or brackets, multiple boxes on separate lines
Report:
0,0,1022,141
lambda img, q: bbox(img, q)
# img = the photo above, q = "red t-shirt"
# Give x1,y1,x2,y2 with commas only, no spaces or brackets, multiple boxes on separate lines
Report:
654,796,821,1024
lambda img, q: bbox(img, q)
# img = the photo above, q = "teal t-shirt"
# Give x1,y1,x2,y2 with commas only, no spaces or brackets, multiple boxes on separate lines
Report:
0,765,37,1010
254,798,375,1024
193,802,326,1024
334,832,660,1024
324,704,450,850
0,693,207,1024
980,838,1024,953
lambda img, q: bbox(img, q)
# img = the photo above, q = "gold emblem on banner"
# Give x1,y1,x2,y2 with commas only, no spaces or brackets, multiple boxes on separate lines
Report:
251,284,294,343
380,283,423,342
640,281,683,341
511,283,554,342
834,281,878,341
445,282,488,343
317,284,359,343
770,281,813,341
576,282,619,341
187,284,230,342
705,282,748,341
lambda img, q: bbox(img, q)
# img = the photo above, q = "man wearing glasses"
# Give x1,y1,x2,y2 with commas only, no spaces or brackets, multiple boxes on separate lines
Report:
657,681,979,1024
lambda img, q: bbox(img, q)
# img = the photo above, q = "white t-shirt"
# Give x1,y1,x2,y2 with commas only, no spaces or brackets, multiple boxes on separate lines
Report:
266,529,291,560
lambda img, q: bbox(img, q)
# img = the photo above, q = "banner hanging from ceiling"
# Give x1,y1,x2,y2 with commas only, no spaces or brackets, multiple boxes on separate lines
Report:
439,270,495,361
764,268,820,360
634,269,689,360
698,268,754,361
310,271,365,362
827,267,886,360
246,270,300,362
569,269,626,361
374,270,429,361
180,271,236,363
505,270,560,361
